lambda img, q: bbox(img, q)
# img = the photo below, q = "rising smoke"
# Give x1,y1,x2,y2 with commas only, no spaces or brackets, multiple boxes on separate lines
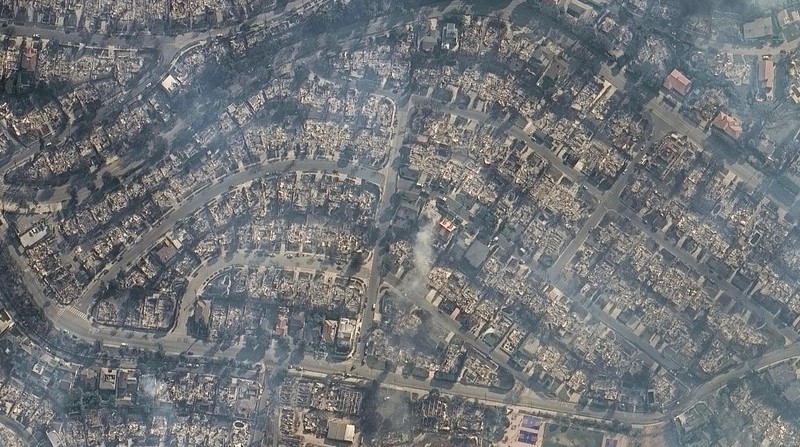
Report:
674,0,757,18
412,214,436,282
139,375,167,401
402,202,438,294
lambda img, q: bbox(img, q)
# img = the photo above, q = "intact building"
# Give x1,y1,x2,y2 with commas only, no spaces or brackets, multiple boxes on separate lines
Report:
712,111,743,140
19,221,48,248
160,74,180,93
743,17,775,39
663,69,692,96
442,23,458,50
99,367,118,392
759,58,775,100
327,419,356,443
438,218,456,237
335,318,356,356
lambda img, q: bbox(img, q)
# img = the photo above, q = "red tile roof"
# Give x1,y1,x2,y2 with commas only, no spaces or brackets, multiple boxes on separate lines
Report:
663,69,692,96
712,111,743,140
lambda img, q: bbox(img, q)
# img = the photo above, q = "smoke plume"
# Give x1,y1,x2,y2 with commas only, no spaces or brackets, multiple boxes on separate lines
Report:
405,201,439,292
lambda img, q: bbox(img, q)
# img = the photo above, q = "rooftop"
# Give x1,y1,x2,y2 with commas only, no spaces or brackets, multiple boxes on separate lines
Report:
712,111,743,140
19,223,47,248
327,419,356,443
743,17,774,39
759,59,775,95
663,69,692,96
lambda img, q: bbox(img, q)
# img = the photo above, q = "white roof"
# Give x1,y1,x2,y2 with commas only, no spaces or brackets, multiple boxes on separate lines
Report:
327,420,356,442
161,74,180,92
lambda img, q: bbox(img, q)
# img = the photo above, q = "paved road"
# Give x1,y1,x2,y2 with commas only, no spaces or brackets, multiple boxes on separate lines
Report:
598,64,763,187
6,271,682,430
547,134,648,278
0,47,162,212
37,253,800,430
406,68,800,410
34,83,796,431
529,147,686,375
0,414,35,447
565,281,684,374
28,119,789,430
613,204,794,344
176,251,365,338
381,280,535,389
2,0,321,53
668,342,800,418
355,93,408,362
292,361,671,427
598,62,794,342
700,37,800,57
325,90,686,384
409,93,688,374
72,159,384,314
421,96,605,198
0,0,323,211
431,92,800,421
528,109,695,375
36,87,682,427
40,84,663,426
0,0,679,431
9,12,800,429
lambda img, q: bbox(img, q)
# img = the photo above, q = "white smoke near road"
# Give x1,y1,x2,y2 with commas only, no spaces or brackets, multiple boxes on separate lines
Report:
398,201,438,295
412,215,436,280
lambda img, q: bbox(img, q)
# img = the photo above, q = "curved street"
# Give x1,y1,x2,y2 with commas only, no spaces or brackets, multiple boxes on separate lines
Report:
0,0,324,213
0,414,36,447
3,0,800,437
30,87,800,431
72,159,384,314
34,89,800,430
